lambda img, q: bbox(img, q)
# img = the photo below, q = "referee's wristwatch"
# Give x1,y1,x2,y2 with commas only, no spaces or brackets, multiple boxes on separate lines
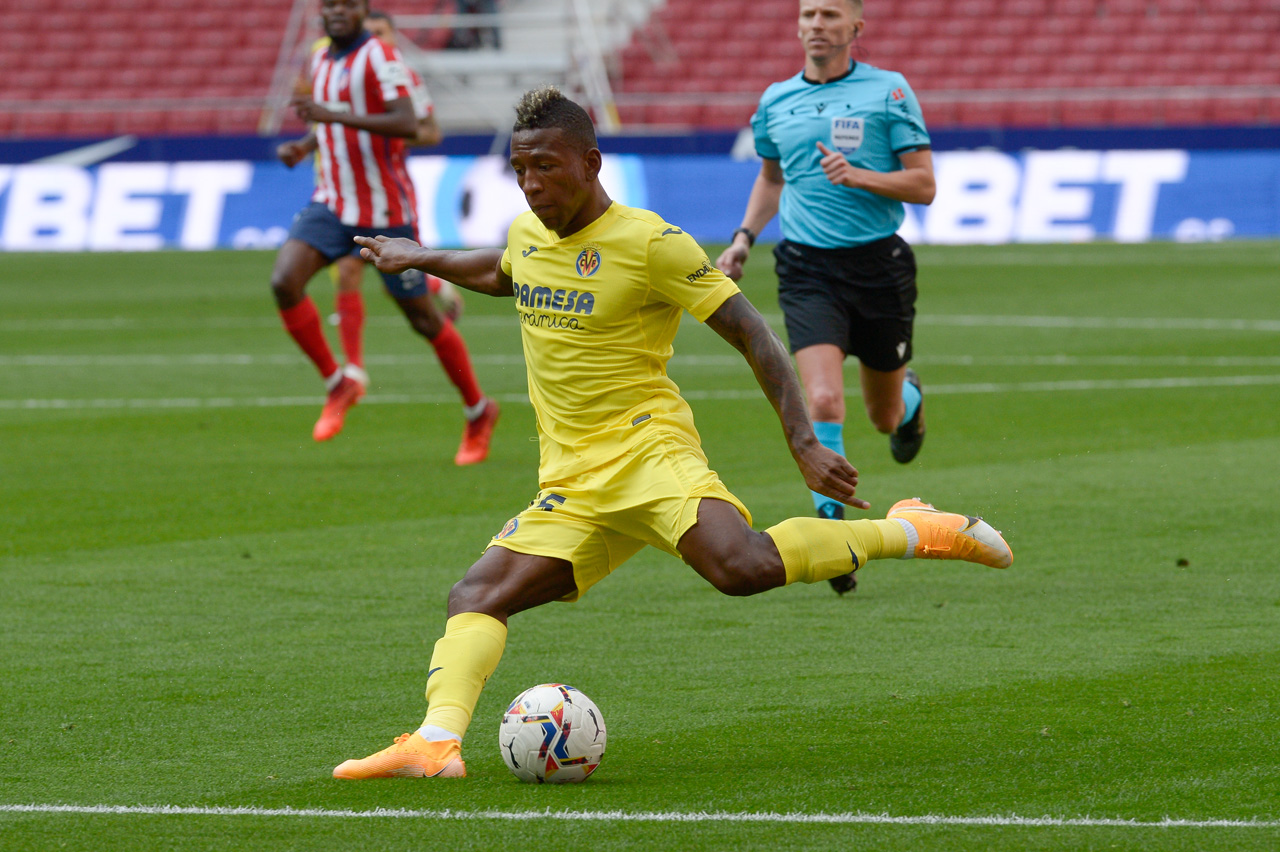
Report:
732,226,756,247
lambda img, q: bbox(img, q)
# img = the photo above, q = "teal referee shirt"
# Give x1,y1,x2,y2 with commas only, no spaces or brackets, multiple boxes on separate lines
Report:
752,61,930,248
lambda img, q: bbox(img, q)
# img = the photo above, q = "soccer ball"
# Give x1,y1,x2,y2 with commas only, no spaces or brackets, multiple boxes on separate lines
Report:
499,683,606,783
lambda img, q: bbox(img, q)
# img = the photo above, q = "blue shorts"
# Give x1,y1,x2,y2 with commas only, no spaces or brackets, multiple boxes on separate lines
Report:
287,202,428,299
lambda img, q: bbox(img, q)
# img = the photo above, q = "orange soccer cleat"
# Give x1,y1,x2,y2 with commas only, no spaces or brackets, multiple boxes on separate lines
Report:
313,373,366,442
887,498,1013,569
454,398,500,466
333,733,466,779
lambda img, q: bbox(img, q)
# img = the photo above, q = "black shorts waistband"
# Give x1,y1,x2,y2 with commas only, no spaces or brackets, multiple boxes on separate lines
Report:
780,234,904,260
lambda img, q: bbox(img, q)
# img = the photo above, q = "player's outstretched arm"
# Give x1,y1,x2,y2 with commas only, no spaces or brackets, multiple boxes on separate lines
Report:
354,236,513,297
705,293,869,510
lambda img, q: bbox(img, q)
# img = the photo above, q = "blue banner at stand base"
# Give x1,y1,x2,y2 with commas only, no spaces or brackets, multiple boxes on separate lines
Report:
0,149,1277,251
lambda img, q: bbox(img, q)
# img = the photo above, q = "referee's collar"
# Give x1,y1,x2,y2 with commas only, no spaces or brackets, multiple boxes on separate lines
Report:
329,30,371,60
802,60,856,86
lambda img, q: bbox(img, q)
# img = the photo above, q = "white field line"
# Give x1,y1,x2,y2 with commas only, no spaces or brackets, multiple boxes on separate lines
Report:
5,313,1280,333
5,375,1280,411
7,354,1280,369
0,803,1276,829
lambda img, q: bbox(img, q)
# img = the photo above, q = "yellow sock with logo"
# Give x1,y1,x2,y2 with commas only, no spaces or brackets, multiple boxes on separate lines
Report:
765,517,909,585
421,612,508,740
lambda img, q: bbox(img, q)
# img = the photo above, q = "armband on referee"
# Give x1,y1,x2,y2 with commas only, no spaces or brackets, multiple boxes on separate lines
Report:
732,226,756,247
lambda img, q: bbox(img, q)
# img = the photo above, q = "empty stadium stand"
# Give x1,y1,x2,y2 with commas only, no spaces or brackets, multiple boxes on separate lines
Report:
1,0,1277,137
615,0,1280,129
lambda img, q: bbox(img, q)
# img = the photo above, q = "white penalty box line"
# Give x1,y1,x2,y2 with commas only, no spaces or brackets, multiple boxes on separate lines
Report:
1,804,1277,829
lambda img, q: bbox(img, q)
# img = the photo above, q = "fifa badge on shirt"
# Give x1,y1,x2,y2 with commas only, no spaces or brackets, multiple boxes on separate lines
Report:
831,117,864,154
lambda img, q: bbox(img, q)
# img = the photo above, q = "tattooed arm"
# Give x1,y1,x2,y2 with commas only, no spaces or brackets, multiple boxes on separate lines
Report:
704,293,868,510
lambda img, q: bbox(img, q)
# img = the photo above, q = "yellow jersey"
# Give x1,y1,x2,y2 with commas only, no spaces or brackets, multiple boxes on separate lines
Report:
500,202,741,484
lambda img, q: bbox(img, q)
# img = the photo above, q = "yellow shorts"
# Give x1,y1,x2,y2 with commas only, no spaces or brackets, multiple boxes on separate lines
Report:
485,429,752,601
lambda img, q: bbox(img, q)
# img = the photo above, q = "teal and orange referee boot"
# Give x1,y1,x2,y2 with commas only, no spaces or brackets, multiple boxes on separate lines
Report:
333,733,466,779
887,498,1012,568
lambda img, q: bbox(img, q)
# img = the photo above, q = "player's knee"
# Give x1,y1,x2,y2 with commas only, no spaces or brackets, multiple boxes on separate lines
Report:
269,270,305,307
699,550,772,597
447,573,498,614
808,388,846,422
400,301,443,339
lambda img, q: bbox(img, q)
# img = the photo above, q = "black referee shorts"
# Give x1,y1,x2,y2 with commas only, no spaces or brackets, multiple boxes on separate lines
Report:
773,235,918,373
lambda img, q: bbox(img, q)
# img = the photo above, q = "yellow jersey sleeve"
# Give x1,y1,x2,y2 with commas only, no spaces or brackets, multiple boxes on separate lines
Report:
500,245,513,277
646,225,740,322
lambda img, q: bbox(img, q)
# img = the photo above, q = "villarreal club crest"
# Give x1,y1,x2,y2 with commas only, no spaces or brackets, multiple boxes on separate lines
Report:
576,247,602,277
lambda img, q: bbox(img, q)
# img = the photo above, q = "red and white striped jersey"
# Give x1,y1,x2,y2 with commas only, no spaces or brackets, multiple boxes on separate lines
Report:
408,66,434,121
307,33,418,229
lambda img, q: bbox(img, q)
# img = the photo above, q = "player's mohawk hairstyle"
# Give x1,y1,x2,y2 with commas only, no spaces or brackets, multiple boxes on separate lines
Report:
512,85,598,152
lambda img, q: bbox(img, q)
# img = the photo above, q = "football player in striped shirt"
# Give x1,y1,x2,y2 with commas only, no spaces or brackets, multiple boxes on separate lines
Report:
272,0,497,463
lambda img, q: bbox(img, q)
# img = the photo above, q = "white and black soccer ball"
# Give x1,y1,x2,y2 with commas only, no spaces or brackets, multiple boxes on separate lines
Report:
499,683,606,783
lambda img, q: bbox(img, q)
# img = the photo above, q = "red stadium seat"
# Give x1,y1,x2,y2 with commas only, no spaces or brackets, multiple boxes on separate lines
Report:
16,111,69,138
1162,97,1213,126
1005,0,1051,15
1210,97,1266,125
216,108,263,135
64,111,117,138
1007,100,1058,127
645,103,704,127
1059,99,1112,126
701,102,754,129
1110,98,1161,126
956,101,1009,126
1101,0,1149,13
120,110,169,136
615,104,648,127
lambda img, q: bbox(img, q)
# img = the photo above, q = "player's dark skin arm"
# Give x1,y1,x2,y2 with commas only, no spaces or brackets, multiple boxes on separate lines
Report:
292,95,418,139
353,235,514,297
705,293,869,510
277,131,318,168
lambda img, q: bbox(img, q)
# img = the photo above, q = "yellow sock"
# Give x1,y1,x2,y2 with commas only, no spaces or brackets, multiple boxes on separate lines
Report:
422,612,507,740
765,517,909,585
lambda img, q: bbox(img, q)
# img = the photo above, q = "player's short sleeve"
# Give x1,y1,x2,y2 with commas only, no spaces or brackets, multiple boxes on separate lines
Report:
409,69,434,119
751,94,781,161
885,75,930,154
370,42,414,103
500,246,513,277
647,224,741,321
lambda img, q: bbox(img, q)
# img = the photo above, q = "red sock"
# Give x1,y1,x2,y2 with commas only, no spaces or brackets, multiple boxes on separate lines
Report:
280,297,339,379
429,319,483,408
335,290,365,367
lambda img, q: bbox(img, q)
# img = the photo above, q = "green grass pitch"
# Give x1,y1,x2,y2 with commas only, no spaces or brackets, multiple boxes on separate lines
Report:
2,242,1279,851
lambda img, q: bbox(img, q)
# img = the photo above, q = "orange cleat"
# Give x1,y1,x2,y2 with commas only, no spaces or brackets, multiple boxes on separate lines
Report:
454,398,499,466
312,375,366,442
887,498,1013,569
333,733,466,779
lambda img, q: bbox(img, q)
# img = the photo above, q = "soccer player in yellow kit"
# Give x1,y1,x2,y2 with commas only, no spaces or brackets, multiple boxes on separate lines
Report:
334,86,1012,780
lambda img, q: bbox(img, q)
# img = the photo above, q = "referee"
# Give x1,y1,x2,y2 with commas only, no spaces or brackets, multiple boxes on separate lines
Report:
716,0,935,594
